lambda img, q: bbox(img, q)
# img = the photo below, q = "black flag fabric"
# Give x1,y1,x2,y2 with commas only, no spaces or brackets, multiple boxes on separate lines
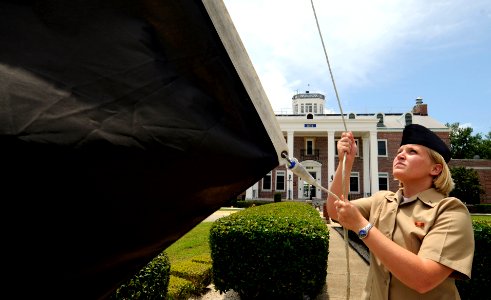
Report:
0,0,287,298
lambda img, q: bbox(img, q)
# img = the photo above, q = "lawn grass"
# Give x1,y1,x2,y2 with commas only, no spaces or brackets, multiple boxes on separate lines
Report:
165,221,213,264
471,214,491,222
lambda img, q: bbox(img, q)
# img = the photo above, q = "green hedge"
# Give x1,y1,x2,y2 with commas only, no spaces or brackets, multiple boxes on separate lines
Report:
274,192,282,202
111,252,170,299
166,276,195,300
210,202,329,299
466,204,491,214
109,210,488,299
170,260,212,292
235,200,272,208
456,219,491,300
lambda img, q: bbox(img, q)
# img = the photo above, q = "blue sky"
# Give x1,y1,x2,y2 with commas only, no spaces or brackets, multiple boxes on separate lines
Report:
223,0,491,135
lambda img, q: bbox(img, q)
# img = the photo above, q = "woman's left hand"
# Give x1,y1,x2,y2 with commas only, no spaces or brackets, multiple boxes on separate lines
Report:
334,197,367,232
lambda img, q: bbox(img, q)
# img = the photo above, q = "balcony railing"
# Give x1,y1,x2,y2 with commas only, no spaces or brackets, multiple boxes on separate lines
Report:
300,149,320,162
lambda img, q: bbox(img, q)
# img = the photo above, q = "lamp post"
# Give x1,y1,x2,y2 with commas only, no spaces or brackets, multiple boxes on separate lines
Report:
288,174,292,199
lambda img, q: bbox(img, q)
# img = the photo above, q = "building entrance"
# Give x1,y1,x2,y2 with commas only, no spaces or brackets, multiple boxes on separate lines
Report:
298,162,321,200
302,172,317,199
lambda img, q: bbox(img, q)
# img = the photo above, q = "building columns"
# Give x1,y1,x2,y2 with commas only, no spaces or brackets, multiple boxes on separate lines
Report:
362,134,370,196
369,130,379,195
287,131,294,199
328,131,335,188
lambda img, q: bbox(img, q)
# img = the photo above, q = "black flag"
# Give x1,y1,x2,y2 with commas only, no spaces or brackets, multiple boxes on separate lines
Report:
0,0,287,298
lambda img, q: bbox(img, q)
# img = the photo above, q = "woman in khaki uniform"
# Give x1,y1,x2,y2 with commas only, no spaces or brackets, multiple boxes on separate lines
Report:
327,124,474,299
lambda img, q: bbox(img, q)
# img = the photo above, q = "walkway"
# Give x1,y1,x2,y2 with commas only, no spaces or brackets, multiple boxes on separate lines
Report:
317,222,369,299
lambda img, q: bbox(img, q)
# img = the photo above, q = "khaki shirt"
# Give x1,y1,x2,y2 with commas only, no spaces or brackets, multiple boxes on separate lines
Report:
353,188,474,300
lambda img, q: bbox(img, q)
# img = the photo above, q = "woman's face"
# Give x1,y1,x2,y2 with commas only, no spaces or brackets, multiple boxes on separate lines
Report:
392,144,435,183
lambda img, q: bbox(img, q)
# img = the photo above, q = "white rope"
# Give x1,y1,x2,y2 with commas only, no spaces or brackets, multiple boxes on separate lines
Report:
310,1,351,299
310,0,347,132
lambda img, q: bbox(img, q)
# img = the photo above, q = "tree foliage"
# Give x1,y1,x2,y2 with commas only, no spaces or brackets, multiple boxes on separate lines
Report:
449,167,485,204
445,123,490,204
446,122,491,159
477,132,491,159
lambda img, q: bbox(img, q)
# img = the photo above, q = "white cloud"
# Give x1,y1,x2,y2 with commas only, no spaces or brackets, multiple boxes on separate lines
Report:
223,0,491,126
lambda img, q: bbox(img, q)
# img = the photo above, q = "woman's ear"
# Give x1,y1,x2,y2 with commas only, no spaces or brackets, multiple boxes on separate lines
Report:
430,164,443,176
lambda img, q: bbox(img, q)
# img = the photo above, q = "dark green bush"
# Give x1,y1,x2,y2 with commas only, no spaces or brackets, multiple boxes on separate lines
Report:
210,202,329,299
229,197,238,207
274,192,282,202
466,204,491,214
456,219,491,300
111,252,170,299
235,200,272,208
450,167,485,204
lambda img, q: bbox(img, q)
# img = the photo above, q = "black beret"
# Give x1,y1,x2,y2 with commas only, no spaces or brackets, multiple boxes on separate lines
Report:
400,124,451,163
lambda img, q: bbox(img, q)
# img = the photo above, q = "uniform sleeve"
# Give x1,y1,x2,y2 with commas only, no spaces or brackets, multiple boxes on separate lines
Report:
418,198,474,279
352,196,372,220
352,191,392,220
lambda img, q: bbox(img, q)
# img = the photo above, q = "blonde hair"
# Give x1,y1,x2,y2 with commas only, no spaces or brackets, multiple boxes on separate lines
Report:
428,148,455,196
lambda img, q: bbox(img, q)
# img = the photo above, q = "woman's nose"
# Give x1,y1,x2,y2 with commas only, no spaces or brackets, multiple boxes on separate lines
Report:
396,152,405,160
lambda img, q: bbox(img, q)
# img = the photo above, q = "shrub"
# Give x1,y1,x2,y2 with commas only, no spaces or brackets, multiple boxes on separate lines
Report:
229,197,238,207
456,219,491,299
450,167,485,204
111,252,170,299
166,276,195,300
274,192,282,202
466,204,491,214
166,255,213,299
170,260,212,292
235,200,272,208
210,202,329,299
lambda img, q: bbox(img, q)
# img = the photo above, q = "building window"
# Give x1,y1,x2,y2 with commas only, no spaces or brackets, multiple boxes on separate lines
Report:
405,113,412,126
276,171,285,191
378,140,388,157
306,138,315,155
350,172,360,194
335,139,359,157
379,173,389,191
320,104,324,114
294,104,298,114
314,104,318,114
301,104,305,113
349,113,356,119
377,113,384,127
306,103,313,113
262,172,272,191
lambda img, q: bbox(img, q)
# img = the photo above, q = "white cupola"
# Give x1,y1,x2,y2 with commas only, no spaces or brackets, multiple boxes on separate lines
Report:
292,91,325,115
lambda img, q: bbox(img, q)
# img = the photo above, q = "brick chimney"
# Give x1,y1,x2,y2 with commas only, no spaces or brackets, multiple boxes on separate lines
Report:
412,96,428,116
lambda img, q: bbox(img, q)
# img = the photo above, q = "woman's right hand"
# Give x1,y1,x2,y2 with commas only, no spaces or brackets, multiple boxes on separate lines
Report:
328,131,358,220
337,131,357,162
